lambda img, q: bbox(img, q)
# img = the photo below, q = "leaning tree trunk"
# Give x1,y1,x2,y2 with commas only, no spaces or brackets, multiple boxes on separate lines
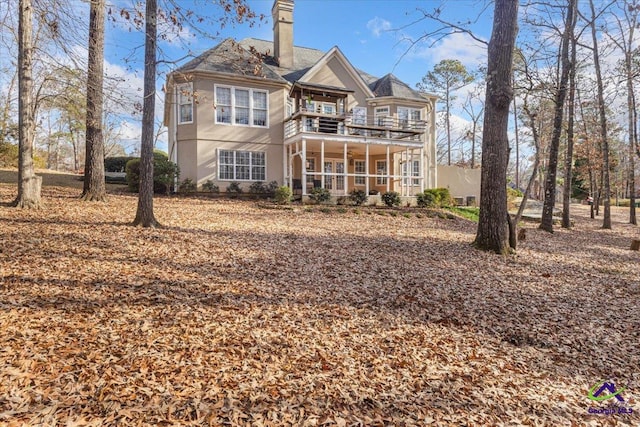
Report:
14,0,41,209
540,0,577,232
82,0,107,202
132,0,159,227
474,0,519,254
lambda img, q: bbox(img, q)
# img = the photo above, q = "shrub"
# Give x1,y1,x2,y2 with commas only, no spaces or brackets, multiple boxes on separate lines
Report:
309,187,331,203
417,188,453,208
416,191,437,208
178,178,196,194
105,156,136,173
226,181,242,196
368,189,379,195
249,181,266,194
349,189,368,206
202,180,219,193
381,191,401,207
274,186,292,204
125,156,179,194
0,142,18,167
265,181,279,196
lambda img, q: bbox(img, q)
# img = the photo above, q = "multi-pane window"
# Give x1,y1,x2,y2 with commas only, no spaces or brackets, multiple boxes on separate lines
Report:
375,107,390,127
354,160,366,185
376,160,387,185
215,87,231,124
253,91,267,126
352,107,367,125
215,85,268,127
218,150,266,181
177,84,193,124
398,107,422,129
402,160,421,185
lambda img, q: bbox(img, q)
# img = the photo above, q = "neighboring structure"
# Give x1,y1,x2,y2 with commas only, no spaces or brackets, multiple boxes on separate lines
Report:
164,0,438,199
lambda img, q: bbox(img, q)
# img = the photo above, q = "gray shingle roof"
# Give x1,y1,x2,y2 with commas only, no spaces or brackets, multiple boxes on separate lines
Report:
369,73,426,101
174,38,426,102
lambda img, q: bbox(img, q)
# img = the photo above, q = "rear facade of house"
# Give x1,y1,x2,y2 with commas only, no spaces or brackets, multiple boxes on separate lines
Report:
163,0,438,200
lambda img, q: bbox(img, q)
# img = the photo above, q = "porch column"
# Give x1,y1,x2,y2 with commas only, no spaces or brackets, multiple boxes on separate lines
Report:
301,138,307,196
343,142,348,196
282,144,287,186
405,147,410,197
288,144,293,188
365,143,370,195
420,147,425,192
320,140,325,188
386,145,390,193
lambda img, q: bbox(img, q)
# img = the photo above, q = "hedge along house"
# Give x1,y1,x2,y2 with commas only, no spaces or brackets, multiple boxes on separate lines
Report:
163,0,438,201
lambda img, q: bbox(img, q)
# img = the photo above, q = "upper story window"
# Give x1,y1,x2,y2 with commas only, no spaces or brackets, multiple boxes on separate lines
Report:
375,106,390,127
398,107,422,128
352,106,367,125
214,85,269,128
177,84,193,124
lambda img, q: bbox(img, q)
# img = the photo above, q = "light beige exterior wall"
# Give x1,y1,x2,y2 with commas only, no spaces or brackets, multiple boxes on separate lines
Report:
437,165,481,204
173,75,288,190
304,56,369,110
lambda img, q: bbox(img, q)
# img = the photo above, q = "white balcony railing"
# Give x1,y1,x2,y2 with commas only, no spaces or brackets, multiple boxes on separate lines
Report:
284,112,426,142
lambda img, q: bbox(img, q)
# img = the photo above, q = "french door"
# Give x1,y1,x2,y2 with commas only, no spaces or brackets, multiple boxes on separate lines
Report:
324,160,345,194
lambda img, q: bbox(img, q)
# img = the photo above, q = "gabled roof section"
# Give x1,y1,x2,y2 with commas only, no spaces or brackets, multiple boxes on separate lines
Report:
174,38,286,82
370,73,428,101
297,46,375,98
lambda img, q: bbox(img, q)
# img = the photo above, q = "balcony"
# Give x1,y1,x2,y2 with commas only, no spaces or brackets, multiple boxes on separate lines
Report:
284,111,426,143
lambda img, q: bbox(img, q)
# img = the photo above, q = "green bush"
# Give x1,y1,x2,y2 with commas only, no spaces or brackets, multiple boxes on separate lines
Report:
417,188,453,208
381,191,401,207
349,189,368,206
226,181,242,196
309,187,331,203
417,191,437,208
274,186,292,204
265,181,279,196
202,180,219,193
125,155,179,194
105,156,137,173
178,178,196,194
249,181,266,194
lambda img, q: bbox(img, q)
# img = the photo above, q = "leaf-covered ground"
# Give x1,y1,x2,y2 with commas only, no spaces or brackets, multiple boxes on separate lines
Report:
0,184,639,426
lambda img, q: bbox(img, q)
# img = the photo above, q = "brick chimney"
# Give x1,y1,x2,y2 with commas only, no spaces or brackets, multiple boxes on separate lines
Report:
272,0,294,68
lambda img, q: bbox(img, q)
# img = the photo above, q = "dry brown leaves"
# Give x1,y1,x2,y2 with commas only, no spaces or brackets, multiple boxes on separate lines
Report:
0,185,639,426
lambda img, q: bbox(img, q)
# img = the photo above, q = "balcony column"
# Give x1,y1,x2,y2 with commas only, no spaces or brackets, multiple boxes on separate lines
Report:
405,147,410,197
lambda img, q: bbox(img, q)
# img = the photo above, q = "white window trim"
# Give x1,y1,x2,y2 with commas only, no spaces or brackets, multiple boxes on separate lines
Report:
398,106,422,129
376,160,387,185
402,159,421,186
177,83,193,125
214,84,269,128
354,160,366,186
352,106,367,125
217,149,267,182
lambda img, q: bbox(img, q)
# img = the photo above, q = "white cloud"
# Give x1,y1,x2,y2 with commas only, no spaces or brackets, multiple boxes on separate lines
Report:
367,17,391,38
409,32,487,70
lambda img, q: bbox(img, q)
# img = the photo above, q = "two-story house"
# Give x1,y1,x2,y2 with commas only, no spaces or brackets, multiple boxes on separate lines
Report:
163,0,438,201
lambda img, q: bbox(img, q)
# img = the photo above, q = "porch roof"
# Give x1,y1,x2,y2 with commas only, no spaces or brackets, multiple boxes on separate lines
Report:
289,81,355,98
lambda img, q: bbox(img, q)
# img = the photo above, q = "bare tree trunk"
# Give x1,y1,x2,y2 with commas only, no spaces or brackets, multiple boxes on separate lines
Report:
515,105,541,225
474,0,519,254
588,0,612,229
82,0,107,202
562,14,578,229
446,90,451,165
13,0,41,209
133,0,159,227
540,0,577,232
513,96,519,189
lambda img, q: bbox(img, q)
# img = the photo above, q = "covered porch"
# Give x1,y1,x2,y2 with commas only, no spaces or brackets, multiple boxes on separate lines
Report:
284,137,426,198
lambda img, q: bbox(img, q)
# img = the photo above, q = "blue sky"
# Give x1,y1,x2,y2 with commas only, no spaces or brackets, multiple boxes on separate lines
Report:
102,0,493,152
